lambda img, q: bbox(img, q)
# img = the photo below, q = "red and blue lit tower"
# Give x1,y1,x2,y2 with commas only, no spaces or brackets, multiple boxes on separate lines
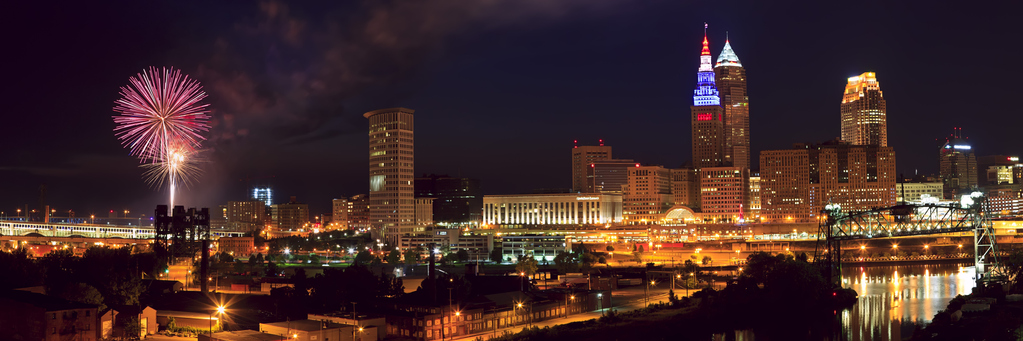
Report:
691,24,725,168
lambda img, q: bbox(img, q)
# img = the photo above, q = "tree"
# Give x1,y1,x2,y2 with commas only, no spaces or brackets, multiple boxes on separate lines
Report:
398,246,415,266
632,251,643,263
637,245,645,252
123,315,142,340
515,253,539,276
490,248,503,263
606,245,615,252
701,255,712,266
553,252,579,273
456,249,470,262
266,261,280,276
219,252,234,263
354,250,374,265
255,253,264,264
57,283,106,312
386,249,402,264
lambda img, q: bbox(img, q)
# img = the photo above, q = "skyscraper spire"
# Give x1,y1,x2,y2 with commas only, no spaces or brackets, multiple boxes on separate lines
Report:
715,40,742,67
691,24,726,169
693,24,719,106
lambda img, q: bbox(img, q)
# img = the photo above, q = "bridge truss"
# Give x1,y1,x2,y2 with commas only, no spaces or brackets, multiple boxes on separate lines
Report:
815,194,1002,287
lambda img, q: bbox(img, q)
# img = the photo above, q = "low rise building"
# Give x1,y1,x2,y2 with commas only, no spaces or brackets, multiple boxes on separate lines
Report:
260,320,367,341
896,182,943,202
501,235,567,262
482,193,622,226
0,290,101,341
218,237,256,257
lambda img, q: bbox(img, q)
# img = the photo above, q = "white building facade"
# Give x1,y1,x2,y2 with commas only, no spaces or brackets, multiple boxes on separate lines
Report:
482,193,622,226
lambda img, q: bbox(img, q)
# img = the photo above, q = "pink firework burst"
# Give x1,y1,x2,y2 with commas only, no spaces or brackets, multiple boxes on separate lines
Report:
112,66,211,163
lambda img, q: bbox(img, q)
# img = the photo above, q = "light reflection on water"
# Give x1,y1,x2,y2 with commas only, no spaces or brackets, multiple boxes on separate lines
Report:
716,262,976,341
839,263,975,341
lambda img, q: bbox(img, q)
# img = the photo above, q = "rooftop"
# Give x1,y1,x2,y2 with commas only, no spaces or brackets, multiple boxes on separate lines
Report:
205,330,288,341
0,290,99,311
261,320,350,332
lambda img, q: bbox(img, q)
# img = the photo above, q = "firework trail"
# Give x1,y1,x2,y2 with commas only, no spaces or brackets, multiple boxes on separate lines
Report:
113,67,211,207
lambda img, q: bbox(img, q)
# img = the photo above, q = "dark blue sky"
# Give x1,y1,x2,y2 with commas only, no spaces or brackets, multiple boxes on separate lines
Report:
2,0,1021,217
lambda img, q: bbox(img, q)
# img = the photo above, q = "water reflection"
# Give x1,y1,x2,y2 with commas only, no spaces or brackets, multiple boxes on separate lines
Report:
839,263,975,341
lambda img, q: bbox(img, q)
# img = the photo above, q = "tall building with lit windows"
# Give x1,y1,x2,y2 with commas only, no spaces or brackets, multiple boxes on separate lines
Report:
714,38,750,169
840,72,887,146
939,128,978,198
691,29,726,168
365,107,415,242
622,165,672,223
572,141,612,193
760,140,896,222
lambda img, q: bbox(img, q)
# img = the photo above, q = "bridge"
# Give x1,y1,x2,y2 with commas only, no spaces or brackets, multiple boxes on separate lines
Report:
0,221,245,241
815,193,1002,286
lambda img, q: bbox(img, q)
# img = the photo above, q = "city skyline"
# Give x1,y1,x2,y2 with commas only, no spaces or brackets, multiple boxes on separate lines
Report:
2,1,1021,216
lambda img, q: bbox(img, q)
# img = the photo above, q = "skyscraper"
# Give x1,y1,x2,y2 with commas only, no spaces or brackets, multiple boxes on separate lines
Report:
365,107,415,242
691,29,725,168
938,128,978,198
571,141,612,193
714,37,750,169
841,72,887,146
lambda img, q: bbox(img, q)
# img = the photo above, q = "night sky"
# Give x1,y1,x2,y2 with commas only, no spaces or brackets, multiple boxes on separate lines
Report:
2,0,1021,218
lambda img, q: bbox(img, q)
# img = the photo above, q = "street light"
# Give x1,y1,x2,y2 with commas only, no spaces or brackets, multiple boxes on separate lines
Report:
209,305,226,335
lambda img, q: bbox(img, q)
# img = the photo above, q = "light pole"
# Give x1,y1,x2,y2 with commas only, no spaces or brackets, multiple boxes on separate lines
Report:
209,305,225,335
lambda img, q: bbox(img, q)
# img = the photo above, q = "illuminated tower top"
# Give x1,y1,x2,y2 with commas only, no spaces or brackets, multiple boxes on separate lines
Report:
840,72,887,146
693,24,720,106
715,38,742,67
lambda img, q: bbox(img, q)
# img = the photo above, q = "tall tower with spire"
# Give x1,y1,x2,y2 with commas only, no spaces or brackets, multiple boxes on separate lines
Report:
714,35,750,169
691,25,725,168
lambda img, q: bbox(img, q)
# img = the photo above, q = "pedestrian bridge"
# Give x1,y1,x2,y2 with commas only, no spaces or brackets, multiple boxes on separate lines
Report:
0,221,246,240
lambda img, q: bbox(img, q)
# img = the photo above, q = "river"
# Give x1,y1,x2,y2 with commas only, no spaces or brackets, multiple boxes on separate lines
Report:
839,262,976,341
718,262,977,340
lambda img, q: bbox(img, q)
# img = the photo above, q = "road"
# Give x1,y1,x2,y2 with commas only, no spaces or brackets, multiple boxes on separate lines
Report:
452,285,691,341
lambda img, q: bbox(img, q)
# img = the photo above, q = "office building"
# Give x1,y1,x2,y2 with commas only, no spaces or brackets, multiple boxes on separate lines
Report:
715,37,750,169
227,200,266,232
347,194,372,230
271,196,310,231
670,168,701,210
586,159,636,194
332,198,349,229
253,187,273,207
978,155,1021,185
760,140,897,222
414,174,482,225
622,165,672,223
938,128,978,198
482,193,623,226
571,141,612,193
700,167,749,222
691,30,726,168
218,236,255,257
896,182,944,202
840,72,887,146
414,198,434,228
365,107,416,242
748,173,761,220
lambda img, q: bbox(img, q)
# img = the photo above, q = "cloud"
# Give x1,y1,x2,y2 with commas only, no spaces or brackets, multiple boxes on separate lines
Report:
193,0,626,149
